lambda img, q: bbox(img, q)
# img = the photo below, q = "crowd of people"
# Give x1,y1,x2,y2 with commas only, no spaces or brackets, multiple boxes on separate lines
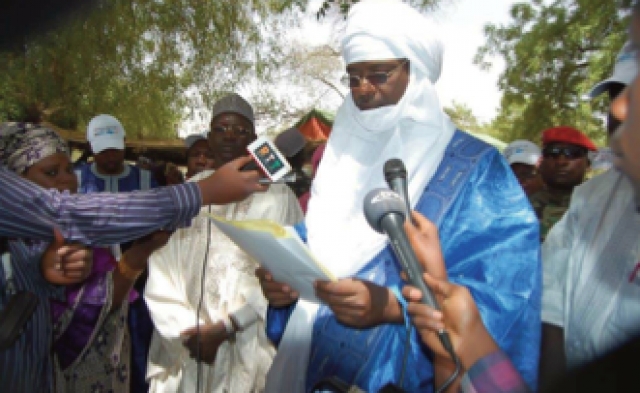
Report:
1,0,639,393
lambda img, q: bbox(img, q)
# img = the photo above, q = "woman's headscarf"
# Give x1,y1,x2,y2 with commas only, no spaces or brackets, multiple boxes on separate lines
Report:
0,122,69,174
266,1,456,391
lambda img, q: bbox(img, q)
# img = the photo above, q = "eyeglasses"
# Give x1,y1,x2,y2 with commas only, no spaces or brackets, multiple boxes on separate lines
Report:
340,59,408,88
211,125,253,135
542,145,587,160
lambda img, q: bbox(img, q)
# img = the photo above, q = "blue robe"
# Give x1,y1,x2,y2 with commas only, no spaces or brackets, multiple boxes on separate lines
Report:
266,131,541,392
75,162,157,393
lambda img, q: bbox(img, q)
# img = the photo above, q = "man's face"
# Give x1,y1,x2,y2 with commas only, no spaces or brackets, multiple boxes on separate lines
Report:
610,12,640,208
510,163,543,197
538,142,589,191
346,59,410,111
93,148,125,175
606,83,626,136
208,112,256,168
186,139,215,176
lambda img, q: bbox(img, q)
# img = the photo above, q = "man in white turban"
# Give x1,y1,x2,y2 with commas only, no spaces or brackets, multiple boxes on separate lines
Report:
258,1,541,392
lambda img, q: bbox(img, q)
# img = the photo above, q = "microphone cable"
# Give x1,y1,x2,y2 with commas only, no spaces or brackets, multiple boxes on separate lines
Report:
435,330,461,393
195,205,212,393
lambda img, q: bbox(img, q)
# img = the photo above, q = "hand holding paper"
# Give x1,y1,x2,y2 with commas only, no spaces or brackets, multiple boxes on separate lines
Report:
207,214,335,303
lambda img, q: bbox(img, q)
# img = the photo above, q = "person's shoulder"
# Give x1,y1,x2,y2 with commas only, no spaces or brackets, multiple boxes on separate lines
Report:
262,183,298,201
575,169,625,196
530,189,550,203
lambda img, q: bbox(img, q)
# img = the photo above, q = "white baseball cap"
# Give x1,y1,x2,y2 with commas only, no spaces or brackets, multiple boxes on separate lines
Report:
86,114,125,154
588,41,638,98
503,140,541,166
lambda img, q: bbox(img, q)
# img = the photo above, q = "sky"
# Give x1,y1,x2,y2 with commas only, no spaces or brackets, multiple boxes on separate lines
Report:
300,0,518,123
180,0,518,136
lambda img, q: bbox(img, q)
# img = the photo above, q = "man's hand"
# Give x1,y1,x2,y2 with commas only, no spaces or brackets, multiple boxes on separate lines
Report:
256,268,299,307
41,228,93,285
315,278,403,328
404,211,447,281
181,322,230,364
403,273,498,370
198,156,268,205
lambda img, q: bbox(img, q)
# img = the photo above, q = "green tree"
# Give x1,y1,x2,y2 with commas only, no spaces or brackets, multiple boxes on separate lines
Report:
316,0,450,19
0,0,305,139
444,100,484,133
475,0,633,145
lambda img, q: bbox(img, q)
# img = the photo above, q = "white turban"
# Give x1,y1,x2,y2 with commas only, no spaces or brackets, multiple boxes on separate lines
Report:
266,2,456,391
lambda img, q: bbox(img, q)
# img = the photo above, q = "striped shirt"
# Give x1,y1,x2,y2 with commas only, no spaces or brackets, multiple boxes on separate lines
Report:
461,350,530,393
0,166,202,245
0,240,59,392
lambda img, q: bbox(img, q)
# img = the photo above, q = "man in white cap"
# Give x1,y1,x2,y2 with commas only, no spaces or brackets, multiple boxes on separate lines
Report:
539,39,640,391
145,93,303,393
184,133,215,180
76,113,158,393
258,1,541,392
503,139,543,196
77,114,157,193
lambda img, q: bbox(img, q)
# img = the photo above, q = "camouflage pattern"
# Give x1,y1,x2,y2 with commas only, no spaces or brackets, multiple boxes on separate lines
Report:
529,189,573,242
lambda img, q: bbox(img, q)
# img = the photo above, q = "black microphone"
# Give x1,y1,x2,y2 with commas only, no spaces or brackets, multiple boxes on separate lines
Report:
363,188,459,390
383,159,411,221
363,188,438,309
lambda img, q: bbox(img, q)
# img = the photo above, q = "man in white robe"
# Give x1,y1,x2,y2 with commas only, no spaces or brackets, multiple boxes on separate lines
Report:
145,94,303,393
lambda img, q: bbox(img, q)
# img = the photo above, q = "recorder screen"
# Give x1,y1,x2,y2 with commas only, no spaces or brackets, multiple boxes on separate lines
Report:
253,142,285,175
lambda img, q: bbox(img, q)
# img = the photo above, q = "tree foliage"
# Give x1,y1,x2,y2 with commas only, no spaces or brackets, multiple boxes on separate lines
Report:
0,0,305,139
444,100,485,133
316,0,448,19
475,0,633,145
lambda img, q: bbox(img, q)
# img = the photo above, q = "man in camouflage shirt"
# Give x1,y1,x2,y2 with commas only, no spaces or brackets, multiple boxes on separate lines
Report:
530,126,597,241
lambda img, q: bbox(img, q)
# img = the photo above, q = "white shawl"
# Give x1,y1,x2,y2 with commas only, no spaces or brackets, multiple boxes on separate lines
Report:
265,1,456,391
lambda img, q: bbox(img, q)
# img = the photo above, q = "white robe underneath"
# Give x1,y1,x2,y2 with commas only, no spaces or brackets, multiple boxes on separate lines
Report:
145,170,303,393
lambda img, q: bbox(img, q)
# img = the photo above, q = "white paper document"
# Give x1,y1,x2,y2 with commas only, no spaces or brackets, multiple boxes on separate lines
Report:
207,214,335,303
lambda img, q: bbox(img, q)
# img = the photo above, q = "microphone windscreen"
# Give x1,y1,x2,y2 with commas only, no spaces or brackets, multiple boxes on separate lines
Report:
363,188,407,233
274,127,306,158
383,158,407,182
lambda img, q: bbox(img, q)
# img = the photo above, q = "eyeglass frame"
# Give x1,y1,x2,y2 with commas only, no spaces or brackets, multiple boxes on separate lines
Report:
210,124,254,136
542,145,588,160
340,59,409,89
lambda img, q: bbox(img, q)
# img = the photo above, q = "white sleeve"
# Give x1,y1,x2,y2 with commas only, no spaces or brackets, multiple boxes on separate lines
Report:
541,190,580,328
145,228,202,363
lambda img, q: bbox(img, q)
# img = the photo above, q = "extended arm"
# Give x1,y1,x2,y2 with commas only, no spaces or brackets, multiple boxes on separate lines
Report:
0,157,265,245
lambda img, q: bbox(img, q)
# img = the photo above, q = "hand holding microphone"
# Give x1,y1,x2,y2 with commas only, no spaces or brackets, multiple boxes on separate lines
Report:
197,156,268,205
364,189,461,392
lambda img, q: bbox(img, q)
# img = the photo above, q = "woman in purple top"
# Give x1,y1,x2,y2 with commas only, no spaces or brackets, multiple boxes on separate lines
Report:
0,122,168,392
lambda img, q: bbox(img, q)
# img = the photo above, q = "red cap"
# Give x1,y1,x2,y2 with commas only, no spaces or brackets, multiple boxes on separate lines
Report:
541,126,597,151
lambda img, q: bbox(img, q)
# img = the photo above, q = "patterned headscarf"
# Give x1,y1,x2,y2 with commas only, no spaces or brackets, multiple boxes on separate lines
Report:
0,122,70,174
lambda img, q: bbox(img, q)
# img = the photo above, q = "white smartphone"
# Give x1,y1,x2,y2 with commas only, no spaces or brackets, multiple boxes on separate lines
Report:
247,136,292,182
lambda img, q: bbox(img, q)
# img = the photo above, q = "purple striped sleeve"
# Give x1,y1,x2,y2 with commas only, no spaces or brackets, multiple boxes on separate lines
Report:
461,350,531,393
0,167,202,245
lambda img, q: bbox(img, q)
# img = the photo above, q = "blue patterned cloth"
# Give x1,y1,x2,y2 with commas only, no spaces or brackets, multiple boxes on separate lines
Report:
267,131,541,392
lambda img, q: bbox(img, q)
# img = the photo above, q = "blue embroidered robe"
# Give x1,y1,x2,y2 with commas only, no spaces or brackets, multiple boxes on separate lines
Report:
266,131,541,392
